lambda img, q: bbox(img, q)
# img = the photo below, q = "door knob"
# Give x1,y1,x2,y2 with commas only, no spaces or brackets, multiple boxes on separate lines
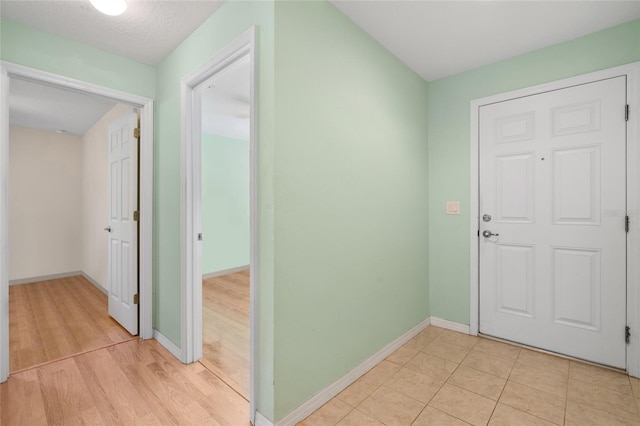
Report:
482,230,499,238
104,226,112,233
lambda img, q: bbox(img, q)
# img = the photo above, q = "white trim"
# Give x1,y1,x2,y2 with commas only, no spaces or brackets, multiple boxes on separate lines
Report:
203,265,250,280
139,101,154,340
429,316,471,334
469,61,640,376
9,271,82,286
0,68,8,384
254,412,274,426
153,330,183,361
180,26,258,423
275,318,431,426
0,61,154,383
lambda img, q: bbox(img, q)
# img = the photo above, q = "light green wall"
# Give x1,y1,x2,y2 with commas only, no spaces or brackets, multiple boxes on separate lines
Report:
153,1,275,419
201,133,250,274
427,19,640,324
273,1,429,419
0,18,155,98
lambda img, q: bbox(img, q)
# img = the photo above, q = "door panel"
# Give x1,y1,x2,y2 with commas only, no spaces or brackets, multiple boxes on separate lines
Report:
107,112,138,336
479,77,626,368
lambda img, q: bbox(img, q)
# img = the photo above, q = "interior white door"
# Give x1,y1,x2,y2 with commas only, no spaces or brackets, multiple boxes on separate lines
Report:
107,112,139,335
479,77,627,368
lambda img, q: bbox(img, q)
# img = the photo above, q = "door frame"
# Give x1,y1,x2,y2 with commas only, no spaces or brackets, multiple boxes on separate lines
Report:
180,27,258,423
0,61,154,383
470,61,640,376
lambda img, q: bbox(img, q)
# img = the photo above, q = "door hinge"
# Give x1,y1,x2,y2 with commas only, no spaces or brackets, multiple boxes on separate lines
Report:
133,210,139,221
626,325,631,344
133,127,140,139
197,233,203,241
626,105,630,122
626,215,630,233
133,293,139,305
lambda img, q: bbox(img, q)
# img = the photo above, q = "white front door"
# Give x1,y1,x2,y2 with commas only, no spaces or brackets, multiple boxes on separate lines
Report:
479,77,627,368
107,112,139,335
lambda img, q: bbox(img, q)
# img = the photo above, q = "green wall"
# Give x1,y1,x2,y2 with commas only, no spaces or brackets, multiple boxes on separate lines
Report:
201,133,250,274
153,1,275,419
427,19,640,324
273,1,430,419
0,18,155,98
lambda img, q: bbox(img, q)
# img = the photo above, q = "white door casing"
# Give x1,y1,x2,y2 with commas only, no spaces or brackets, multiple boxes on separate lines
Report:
181,27,258,423
0,60,154,384
478,77,627,368
107,112,139,336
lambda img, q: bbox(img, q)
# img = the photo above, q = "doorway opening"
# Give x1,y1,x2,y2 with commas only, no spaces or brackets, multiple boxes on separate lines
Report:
0,62,154,383
199,54,251,399
180,27,257,423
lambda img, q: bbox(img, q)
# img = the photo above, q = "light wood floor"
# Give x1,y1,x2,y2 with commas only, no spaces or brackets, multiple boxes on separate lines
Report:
201,270,250,400
9,275,134,372
0,339,250,425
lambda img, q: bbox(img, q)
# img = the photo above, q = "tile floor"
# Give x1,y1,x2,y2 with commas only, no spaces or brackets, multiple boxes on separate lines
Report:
298,326,640,426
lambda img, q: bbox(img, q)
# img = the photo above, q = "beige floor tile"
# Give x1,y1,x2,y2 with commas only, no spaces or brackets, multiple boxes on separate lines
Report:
567,377,639,421
509,362,567,398
357,386,424,426
405,352,458,381
569,361,632,394
336,378,380,407
429,384,496,426
422,340,471,364
460,350,515,379
299,399,352,426
516,349,569,377
385,367,446,404
412,406,471,426
360,360,401,385
473,339,520,361
420,326,446,340
387,344,419,365
489,403,555,426
335,409,385,426
404,328,443,352
432,330,479,349
447,366,506,400
499,381,565,425
565,400,639,426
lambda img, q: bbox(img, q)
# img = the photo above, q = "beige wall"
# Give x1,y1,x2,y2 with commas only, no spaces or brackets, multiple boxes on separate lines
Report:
9,127,83,280
81,104,133,291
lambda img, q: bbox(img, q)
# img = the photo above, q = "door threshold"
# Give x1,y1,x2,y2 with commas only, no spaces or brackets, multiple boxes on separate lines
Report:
478,332,627,375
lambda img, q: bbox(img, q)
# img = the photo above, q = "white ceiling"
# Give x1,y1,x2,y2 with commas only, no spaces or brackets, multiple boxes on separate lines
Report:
0,1,638,87
9,78,120,136
330,1,640,81
3,2,637,152
0,0,224,65
201,55,250,141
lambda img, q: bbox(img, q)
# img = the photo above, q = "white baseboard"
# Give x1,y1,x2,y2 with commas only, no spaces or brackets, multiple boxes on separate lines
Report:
254,411,273,426
275,317,431,426
81,272,107,295
153,330,184,362
203,265,250,280
9,271,82,285
429,316,470,334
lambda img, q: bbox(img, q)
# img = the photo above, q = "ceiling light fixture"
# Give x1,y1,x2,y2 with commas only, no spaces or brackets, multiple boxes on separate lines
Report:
90,0,127,16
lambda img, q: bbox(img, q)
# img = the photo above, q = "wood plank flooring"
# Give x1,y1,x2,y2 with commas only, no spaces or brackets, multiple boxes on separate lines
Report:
0,339,250,425
201,270,250,400
9,275,134,372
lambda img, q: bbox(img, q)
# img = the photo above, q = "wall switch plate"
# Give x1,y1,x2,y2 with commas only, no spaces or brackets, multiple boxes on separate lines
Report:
446,201,460,215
